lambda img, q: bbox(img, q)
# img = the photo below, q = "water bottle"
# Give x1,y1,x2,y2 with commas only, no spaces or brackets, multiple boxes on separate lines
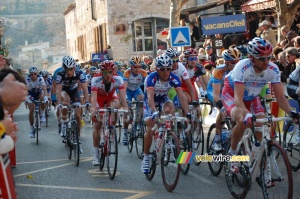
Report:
221,129,231,144
251,141,261,164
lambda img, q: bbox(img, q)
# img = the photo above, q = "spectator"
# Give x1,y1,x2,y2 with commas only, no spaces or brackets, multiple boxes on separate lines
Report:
189,22,200,48
292,35,300,51
272,46,283,61
259,20,277,48
284,30,297,49
203,35,213,49
277,51,287,72
282,47,299,83
198,54,207,66
198,47,205,55
205,45,217,64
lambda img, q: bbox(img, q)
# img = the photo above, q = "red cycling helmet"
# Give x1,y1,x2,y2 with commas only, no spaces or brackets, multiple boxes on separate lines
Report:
184,48,198,58
99,60,115,70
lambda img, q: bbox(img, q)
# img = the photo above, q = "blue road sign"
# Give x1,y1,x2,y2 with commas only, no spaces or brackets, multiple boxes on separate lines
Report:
91,53,108,62
170,27,191,47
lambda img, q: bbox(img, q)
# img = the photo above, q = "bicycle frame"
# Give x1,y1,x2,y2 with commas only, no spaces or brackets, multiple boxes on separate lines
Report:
236,116,293,184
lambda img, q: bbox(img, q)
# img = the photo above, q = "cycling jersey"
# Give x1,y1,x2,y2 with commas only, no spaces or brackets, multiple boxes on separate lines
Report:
26,75,45,92
288,65,300,85
223,58,280,101
171,62,189,81
207,64,228,103
85,73,92,87
45,75,53,93
91,75,125,96
123,69,147,91
181,63,206,92
52,66,63,83
56,69,86,91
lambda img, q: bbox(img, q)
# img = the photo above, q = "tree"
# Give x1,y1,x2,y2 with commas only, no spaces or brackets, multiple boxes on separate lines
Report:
275,0,300,40
169,0,189,47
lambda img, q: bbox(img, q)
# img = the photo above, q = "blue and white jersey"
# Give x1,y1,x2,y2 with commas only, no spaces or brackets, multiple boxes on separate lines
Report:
53,66,64,83
224,58,280,101
45,75,53,92
26,75,45,92
56,69,86,91
144,72,182,103
85,73,92,87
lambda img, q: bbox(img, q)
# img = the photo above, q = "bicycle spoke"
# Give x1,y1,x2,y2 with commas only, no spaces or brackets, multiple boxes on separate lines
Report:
107,128,118,179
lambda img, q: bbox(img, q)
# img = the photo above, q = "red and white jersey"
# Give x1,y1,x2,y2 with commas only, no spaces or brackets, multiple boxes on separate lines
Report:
91,75,124,96
171,62,190,82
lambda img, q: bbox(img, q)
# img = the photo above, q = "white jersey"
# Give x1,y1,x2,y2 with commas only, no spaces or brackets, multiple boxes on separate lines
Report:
171,62,190,81
123,69,147,91
91,75,124,96
224,58,280,101
26,75,45,92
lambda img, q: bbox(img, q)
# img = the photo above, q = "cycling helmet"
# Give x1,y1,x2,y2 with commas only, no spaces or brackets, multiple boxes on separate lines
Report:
155,54,173,68
114,61,123,68
75,62,81,70
166,48,180,58
247,37,273,57
184,48,198,58
62,55,75,69
90,66,97,73
129,56,142,66
222,48,242,61
236,45,248,56
40,70,48,77
84,65,90,70
29,66,38,73
99,60,115,70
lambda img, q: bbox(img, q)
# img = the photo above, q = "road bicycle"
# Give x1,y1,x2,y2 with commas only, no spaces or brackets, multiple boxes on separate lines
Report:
94,107,127,180
145,114,190,192
127,101,145,159
116,112,123,143
224,116,293,199
206,111,233,176
33,100,44,145
60,104,85,167
283,117,300,171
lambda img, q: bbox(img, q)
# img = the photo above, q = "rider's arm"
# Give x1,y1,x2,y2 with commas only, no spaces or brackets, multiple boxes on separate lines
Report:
91,90,97,116
272,83,293,113
80,82,89,103
212,83,221,103
234,82,249,114
176,88,189,114
146,88,156,113
118,88,128,110
123,81,128,90
199,75,209,90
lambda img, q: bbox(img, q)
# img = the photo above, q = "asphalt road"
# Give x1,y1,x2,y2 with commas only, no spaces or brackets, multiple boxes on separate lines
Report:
11,104,300,199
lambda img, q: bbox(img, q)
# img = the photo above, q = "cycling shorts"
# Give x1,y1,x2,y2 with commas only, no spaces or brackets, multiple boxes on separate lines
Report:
143,96,172,118
96,93,118,108
126,88,143,103
27,90,43,103
63,89,81,104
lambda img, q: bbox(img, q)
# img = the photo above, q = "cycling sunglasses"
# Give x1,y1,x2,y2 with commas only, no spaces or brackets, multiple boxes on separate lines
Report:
159,67,172,72
188,57,198,61
255,56,271,61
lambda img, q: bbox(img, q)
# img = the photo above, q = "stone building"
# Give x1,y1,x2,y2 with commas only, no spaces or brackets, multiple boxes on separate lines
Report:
63,0,225,63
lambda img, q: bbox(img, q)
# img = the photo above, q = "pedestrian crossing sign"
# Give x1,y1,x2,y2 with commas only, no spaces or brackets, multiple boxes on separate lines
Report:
170,26,191,47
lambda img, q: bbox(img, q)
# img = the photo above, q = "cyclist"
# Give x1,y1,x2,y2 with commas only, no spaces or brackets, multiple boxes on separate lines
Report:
26,66,48,138
287,62,300,142
76,62,87,127
221,37,297,176
122,56,147,146
90,60,128,166
56,56,90,152
40,70,52,107
182,48,208,103
165,48,195,108
142,54,191,174
206,48,242,152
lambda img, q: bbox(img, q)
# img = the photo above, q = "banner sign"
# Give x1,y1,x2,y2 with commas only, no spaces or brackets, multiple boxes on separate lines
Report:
201,14,247,35
91,53,109,62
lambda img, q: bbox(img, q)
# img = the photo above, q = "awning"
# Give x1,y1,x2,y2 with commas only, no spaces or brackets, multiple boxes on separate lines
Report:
181,0,231,14
241,0,293,12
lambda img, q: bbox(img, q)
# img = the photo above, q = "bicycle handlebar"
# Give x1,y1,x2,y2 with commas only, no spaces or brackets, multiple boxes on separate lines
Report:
151,115,191,132
254,116,293,123
61,104,86,109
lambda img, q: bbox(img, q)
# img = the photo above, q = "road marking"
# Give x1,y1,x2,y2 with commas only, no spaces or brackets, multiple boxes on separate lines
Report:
16,183,154,199
88,169,121,177
14,158,92,178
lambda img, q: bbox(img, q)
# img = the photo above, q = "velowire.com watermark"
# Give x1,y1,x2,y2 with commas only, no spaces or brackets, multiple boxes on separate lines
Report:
176,152,249,164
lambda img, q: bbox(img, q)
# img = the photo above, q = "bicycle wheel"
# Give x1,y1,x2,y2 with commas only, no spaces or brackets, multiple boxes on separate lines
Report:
135,120,144,159
99,145,105,171
35,113,39,145
178,122,191,175
260,141,293,199
224,138,250,199
283,120,300,171
127,126,134,153
206,123,223,176
161,131,180,192
45,105,49,128
192,120,204,162
145,152,156,181
66,129,72,160
117,116,122,143
107,127,118,180
71,121,80,167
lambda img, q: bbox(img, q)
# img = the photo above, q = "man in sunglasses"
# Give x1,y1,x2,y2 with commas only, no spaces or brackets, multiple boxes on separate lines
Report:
165,48,195,109
182,48,208,103
141,54,191,174
56,55,90,153
122,56,147,146
222,38,297,179
26,66,48,138
206,48,241,152
90,60,128,166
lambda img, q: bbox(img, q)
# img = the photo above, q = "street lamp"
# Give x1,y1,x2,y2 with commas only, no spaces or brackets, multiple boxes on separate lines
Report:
0,25,4,46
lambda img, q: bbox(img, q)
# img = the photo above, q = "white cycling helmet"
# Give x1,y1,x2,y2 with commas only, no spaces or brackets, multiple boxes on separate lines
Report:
29,66,38,73
62,55,75,69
